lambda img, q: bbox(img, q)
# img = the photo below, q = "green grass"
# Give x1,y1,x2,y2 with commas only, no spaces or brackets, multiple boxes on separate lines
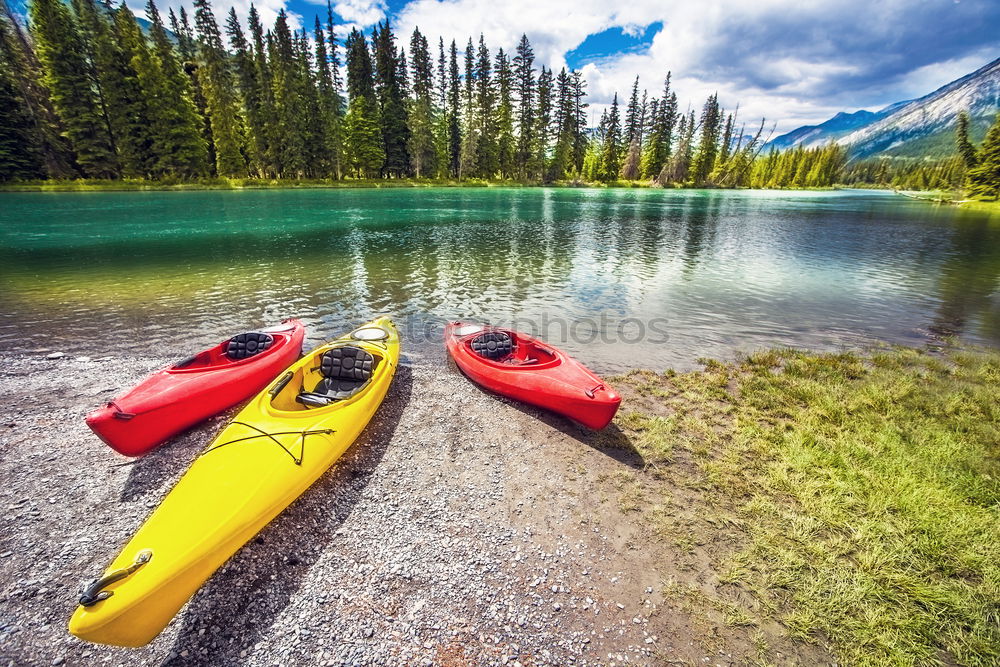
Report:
957,199,1000,215
0,177,837,192
0,177,520,192
615,346,1000,666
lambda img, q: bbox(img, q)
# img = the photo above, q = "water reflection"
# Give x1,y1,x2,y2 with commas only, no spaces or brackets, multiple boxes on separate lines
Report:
1,188,998,371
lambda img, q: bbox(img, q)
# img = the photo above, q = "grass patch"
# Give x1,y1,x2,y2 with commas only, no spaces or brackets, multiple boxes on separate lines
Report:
616,346,1000,666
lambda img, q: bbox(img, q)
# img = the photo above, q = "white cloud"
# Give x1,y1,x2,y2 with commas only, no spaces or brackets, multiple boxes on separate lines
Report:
128,0,302,33
392,0,1000,133
311,0,387,26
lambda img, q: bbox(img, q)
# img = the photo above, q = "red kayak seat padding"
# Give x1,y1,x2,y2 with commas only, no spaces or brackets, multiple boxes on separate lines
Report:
225,332,274,360
297,346,376,407
470,332,513,360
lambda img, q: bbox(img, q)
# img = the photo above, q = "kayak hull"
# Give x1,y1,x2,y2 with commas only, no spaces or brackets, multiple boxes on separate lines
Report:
69,318,399,647
445,321,621,430
86,320,305,457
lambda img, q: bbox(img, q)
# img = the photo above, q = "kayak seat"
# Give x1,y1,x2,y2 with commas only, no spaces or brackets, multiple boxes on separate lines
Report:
226,332,274,360
470,332,513,360
297,346,376,407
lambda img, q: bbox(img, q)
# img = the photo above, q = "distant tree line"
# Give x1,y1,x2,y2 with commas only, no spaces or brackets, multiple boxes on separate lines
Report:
834,111,1000,196
956,111,1000,199
0,0,769,186
838,156,967,191
749,143,847,188
3,0,996,196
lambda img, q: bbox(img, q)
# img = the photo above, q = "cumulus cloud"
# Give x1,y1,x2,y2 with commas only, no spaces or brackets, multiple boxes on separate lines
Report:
392,0,1000,132
128,0,302,33
301,0,387,30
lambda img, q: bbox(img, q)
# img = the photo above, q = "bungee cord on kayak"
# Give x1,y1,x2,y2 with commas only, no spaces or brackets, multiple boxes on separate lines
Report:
201,421,336,466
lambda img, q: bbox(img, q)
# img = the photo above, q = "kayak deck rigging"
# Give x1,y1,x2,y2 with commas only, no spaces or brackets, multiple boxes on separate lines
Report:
202,421,336,465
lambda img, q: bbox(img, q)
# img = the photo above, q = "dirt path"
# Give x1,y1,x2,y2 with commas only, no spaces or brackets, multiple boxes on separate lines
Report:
0,352,829,666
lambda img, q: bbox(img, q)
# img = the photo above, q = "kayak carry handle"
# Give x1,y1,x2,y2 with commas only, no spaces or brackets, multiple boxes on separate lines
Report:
269,372,294,398
109,400,135,420
585,383,604,398
78,549,152,607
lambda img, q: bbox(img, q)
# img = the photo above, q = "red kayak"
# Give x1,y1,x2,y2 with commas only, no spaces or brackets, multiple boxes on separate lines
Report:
445,321,621,430
86,320,305,456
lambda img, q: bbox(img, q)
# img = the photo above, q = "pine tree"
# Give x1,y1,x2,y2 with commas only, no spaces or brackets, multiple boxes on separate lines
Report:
30,0,117,177
74,0,152,177
118,1,207,177
346,27,374,100
661,110,695,184
431,37,449,177
474,35,497,177
170,6,197,62
621,139,640,180
344,27,381,178
495,48,514,179
324,2,345,178
966,113,1000,199
570,71,588,174
512,34,535,179
296,28,328,177
192,0,246,177
248,5,277,176
458,37,478,179
533,65,553,180
447,39,461,177
549,67,573,180
956,111,979,169
373,20,409,177
165,4,212,167
311,15,340,178
690,93,721,185
407,27,435,177
0,39,44,180
270,10,307,177
0,2,75,178
642,73,676,179
623,76,641,147
600,93,621,181
345,95,384,178
226,9,265,176
70,0,120,171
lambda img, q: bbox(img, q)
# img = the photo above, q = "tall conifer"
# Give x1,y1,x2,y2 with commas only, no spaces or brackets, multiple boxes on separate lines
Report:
513,34,534,178
30,0,117,177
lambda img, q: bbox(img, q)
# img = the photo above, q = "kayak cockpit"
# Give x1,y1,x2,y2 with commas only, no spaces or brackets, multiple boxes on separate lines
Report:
170,331,281,372
465,330,561,369
267,344,384,411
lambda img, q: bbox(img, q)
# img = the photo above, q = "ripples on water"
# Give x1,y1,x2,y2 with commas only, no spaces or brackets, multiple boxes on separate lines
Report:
1,188,998,372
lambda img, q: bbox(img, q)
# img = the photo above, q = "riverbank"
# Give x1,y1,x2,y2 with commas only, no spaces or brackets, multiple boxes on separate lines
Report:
0,344,995,665
893,189,1000,214
0,178,849,193
0,177,659,192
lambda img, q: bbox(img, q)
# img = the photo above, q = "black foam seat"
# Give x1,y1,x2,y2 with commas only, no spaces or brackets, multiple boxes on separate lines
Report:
225,332,274,360
297,346,376,407
470,332,513,360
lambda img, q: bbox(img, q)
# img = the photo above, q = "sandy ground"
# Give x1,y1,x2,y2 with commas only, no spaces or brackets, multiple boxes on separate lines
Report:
0,350,832,666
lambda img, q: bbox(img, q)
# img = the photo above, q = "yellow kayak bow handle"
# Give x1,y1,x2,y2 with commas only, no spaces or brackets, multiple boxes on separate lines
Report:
78,549,152,607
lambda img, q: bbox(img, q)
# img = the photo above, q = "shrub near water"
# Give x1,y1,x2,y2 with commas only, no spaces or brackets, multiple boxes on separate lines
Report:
618,347,1000,666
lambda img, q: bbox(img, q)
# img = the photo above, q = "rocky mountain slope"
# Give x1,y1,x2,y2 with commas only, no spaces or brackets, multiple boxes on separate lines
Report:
768,57,1000,158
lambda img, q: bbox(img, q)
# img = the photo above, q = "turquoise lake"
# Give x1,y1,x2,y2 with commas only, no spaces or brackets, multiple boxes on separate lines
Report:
1,187,998,371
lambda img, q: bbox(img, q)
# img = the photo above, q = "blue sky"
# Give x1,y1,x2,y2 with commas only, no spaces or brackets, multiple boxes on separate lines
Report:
130,0,1000,132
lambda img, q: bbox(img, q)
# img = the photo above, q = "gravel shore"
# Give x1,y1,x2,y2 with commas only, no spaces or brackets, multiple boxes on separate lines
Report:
0,351,821,666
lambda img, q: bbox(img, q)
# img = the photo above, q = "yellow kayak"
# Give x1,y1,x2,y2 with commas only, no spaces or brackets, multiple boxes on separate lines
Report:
69,317,400,647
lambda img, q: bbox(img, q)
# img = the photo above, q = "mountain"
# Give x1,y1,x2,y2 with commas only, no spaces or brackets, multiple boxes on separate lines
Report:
767,57,1000,159
767,107,896,151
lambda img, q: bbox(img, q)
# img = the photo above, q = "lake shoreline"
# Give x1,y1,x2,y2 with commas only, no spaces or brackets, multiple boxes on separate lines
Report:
6,181,994,215
1,342,995,665
0,178,845,193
